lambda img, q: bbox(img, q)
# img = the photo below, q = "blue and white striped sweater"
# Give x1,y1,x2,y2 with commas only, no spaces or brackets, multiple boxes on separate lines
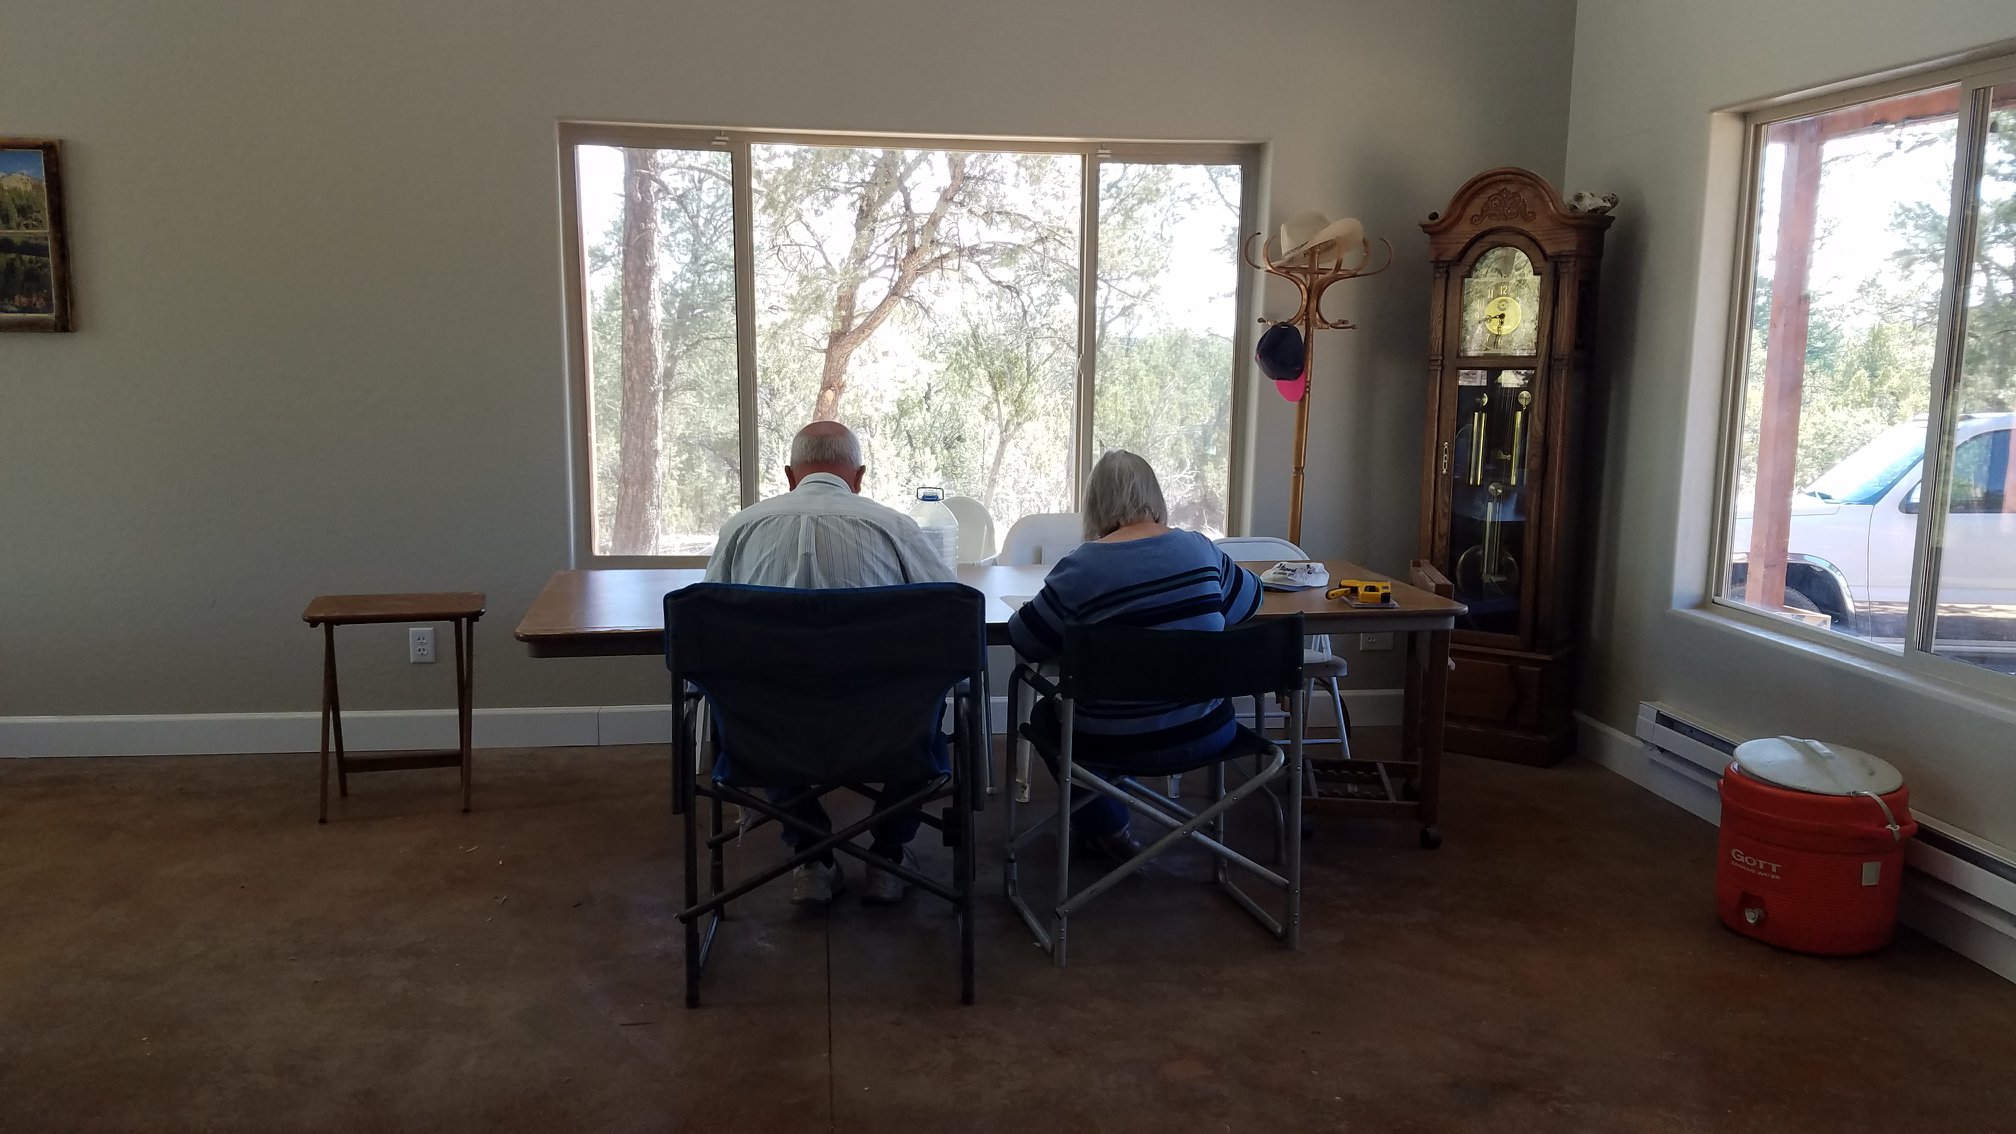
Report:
1008,529,1263,759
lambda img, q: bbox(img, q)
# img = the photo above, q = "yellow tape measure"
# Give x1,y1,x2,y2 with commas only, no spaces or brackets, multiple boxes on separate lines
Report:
1325,579,1393,604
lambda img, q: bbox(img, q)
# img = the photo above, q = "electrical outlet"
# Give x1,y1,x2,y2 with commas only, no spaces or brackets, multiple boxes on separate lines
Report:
408,626,436,664
1358,632,1394,652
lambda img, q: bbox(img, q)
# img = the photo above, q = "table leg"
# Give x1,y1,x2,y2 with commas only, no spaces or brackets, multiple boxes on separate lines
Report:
319,624,334,823
1417,628,1450,847
1400,629,1422,769
456,617,473,813
330,627,349,799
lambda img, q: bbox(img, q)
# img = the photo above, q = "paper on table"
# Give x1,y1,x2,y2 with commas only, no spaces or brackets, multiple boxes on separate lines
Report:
1000,594,1036,610
1259,561,1329,591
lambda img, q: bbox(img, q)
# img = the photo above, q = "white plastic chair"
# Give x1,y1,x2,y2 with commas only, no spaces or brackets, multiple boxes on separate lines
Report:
996,513,1082,802
941,495,998,564
994,512,1085,566
1212,536,1353,787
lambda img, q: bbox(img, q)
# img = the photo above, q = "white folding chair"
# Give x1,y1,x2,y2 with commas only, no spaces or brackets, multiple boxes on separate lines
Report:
994,512,1085,566
996,513,1082,803
1210,537,1353,795
941,496,997,563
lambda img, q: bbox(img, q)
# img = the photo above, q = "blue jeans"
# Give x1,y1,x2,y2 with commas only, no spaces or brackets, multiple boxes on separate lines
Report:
765,782,929,863
1067,789,1131,839
1027,698,1242,840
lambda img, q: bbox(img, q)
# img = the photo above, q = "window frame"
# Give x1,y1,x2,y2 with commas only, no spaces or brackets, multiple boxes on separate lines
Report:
557,122,1262,567
1705,53,2016,705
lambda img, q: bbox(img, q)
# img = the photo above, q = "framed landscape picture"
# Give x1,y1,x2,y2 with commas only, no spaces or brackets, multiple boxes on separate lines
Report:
1,139,73,332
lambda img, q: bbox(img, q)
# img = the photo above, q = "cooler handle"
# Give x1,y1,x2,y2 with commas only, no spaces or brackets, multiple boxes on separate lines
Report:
1805,739,1905,843
1852,789,1904,843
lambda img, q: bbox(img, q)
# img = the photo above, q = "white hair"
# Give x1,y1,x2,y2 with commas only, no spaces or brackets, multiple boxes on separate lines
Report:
1082,449,1167,539
790,424,863,469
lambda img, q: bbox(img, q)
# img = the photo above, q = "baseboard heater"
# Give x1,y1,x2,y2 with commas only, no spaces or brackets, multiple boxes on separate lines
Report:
1633,701,2016,984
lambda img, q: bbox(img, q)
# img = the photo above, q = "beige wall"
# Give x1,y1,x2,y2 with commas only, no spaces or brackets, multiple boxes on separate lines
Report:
0,0,1576,718
1566,1,2016,847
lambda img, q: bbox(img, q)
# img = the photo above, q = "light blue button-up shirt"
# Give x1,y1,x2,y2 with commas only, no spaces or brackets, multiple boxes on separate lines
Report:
705,473,956,588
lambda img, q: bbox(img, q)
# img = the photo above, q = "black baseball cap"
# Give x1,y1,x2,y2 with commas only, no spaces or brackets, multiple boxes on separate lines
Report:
1256,323,1306,402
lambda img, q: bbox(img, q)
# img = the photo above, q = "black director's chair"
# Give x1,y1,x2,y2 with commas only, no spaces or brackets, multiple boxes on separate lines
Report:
665,583,988,1007
1005,616,1306,966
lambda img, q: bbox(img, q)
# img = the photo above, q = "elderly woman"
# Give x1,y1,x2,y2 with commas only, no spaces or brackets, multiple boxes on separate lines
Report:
1007,450,1264,857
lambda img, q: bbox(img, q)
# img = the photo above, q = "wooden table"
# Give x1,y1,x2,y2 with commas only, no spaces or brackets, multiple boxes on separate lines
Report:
304,592,485,823
516,561,1463,842
517,565,1048,654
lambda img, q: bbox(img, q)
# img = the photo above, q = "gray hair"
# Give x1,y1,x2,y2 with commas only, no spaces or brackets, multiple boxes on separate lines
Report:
1082,449,1167,539
789,422,863,469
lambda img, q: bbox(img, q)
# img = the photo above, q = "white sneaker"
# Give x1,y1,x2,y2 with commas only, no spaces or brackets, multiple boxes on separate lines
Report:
790,860,845,906
861,847,917,905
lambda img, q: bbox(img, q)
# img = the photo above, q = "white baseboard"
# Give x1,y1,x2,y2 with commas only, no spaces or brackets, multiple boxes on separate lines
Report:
2,688,1407,759
1582,710,1722,823
0,705,671,758
1899,872,2016,984
593,705,677,746
1575,711,1650,786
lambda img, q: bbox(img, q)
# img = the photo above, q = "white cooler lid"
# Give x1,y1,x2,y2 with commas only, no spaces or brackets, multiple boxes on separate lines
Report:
1733,736,1903,796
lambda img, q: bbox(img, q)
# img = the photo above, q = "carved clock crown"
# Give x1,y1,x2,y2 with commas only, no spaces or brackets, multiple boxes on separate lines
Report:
1421,167,1612,256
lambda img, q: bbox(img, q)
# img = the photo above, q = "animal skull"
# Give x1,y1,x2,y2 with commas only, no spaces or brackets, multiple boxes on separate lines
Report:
1567,191,1619,215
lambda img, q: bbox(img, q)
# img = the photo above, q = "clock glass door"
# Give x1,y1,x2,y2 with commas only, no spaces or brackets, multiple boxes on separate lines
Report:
1446,367,1537,637
1445,242,1544,639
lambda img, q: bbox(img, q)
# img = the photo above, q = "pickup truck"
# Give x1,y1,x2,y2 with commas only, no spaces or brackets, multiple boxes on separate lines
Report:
1729,412,2014,660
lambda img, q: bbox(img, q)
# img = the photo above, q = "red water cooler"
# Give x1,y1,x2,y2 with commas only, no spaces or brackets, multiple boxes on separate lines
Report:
1717,737,1916,956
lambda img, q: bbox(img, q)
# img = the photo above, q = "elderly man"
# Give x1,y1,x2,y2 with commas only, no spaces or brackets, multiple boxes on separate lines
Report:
706,421,954,906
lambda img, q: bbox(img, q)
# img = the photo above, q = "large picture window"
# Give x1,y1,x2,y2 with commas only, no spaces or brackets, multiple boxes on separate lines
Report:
561,127,1256,561
1715,60,2016,688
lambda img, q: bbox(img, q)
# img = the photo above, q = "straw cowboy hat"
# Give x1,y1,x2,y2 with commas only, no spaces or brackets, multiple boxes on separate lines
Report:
1271,211,1366,265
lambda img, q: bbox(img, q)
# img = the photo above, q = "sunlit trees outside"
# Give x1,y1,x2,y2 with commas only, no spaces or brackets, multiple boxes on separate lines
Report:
576,140,1244,554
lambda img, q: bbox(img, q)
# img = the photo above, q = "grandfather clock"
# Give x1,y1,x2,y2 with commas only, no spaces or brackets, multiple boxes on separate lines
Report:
1418,168,1612,766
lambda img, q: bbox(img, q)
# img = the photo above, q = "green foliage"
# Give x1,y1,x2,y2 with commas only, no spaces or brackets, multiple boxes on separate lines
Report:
582,144,1242,548
1948,115,2016,413
1738,278,1938,493
0,253,52,313
584,152,739,553
1095,327,1234,531
1091,162,1239,533
0,174,49,232
1733,116,2015,496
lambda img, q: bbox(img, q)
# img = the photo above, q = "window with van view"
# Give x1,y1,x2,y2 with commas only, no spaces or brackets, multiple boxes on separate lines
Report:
564,128,1251,560
1719,67,2016,684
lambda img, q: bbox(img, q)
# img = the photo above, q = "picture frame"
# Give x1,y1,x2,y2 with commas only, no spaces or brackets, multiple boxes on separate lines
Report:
1,138,74,333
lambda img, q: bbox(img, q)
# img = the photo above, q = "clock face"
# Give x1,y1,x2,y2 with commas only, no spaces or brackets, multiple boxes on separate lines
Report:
1482,295,1523,337
1461,246,1541,356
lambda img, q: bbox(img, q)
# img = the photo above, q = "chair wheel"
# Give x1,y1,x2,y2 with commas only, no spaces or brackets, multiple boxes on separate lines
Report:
1419,826,1442,850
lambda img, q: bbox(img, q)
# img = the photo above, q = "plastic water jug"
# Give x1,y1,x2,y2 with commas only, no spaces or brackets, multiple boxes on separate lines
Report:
910,488,960,571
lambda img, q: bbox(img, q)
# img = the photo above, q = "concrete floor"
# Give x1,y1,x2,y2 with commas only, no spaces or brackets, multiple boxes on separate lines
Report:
3,743,2013,1133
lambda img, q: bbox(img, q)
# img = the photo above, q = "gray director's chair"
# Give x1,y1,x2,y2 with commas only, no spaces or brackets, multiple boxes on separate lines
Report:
1004,616,1306,965
666,583,988,1007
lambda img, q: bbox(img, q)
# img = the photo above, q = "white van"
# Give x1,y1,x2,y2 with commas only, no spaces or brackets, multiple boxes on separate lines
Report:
1729,412,2014,652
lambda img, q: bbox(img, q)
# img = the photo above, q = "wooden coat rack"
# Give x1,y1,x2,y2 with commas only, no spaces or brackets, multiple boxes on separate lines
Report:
1243,231,1392,545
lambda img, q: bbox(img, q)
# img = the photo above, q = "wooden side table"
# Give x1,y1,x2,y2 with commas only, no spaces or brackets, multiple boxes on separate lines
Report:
303,592,486,823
